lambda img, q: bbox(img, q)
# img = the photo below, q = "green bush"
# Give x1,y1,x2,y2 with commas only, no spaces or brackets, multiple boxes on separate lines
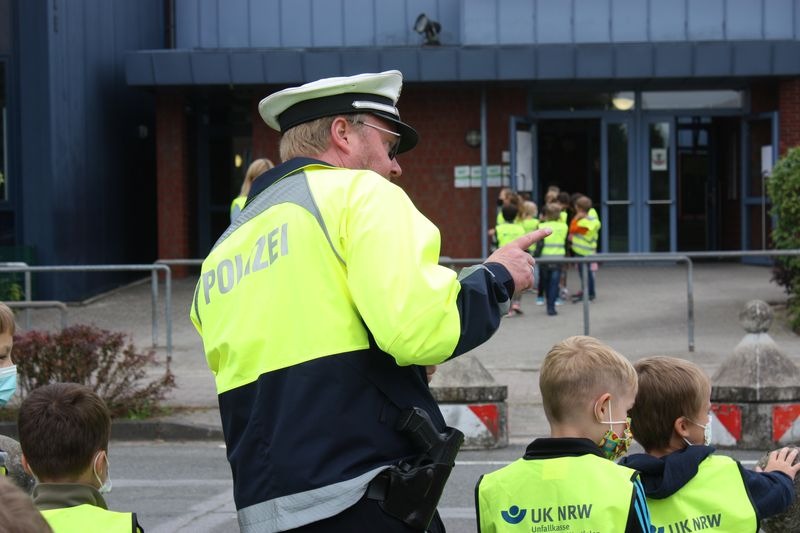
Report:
12,325,175,417
767,146,800,332
0,278,23,301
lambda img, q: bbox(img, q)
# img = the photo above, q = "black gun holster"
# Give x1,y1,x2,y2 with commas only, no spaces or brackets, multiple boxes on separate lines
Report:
367,407,464,531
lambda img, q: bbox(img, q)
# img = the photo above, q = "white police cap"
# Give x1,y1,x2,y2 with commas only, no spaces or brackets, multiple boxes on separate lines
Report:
258,70,419,155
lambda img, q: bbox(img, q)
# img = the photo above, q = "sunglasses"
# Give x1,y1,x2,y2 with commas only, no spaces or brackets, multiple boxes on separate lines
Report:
356,120,401,160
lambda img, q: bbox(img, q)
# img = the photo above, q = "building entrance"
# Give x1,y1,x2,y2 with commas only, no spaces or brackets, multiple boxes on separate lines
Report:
536,119,600,206
518,112,747,253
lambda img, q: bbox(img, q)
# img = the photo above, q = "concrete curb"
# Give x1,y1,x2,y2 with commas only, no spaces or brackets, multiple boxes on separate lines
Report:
0,420,225,442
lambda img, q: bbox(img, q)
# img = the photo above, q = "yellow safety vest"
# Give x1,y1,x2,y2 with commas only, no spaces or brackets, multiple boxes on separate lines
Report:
521,218,540,252
521,218,539,233
230,196,247,221
193,163,461,394
42,504,138,533
495,222,525,248
477,454,639,532
539,220,568,256
191,161,466,531
572,216,601,256
647,455,757,533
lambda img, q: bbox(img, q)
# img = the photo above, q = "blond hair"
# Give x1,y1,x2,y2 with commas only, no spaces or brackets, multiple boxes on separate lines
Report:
542,202,561,221
278,114,366,162
0,303,15,336
521,200,538,219
629,356,711,452
240,158,275,197
540,336,637,424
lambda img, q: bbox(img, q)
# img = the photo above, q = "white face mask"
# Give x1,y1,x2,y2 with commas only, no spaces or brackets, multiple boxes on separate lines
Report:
683,414,712,447
93,451,112,494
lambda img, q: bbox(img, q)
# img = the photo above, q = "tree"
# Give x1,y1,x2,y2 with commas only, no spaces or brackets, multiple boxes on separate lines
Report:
767,147,800,332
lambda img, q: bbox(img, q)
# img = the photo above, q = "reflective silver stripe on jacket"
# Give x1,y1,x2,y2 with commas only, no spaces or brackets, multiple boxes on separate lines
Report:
237,466,389,533
194,170,345,324
213,171,345,266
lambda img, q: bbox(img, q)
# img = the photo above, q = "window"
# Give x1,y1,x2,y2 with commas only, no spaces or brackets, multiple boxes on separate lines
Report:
642,91,742,110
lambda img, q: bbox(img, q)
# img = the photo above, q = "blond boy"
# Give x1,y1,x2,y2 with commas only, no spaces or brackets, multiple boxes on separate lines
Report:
476,336,651,532
621,356,800,532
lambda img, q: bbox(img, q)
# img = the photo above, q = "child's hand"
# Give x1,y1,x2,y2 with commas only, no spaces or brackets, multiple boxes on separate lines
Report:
758,447,800,480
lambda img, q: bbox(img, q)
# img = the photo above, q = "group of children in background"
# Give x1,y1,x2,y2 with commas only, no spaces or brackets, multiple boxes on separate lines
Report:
477,335,800,532
491,185,601,318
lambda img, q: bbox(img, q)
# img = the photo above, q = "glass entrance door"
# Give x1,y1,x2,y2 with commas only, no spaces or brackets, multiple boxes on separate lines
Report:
741,113,777,252
601,118,634,252
642,117,676,251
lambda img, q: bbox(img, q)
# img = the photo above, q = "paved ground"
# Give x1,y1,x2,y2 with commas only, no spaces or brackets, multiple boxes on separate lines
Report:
15,261,800,442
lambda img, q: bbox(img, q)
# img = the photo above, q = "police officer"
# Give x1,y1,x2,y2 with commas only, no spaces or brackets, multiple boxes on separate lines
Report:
191,70,550,532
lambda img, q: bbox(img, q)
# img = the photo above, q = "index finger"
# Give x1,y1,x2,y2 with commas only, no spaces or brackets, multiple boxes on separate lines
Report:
510,228,552,250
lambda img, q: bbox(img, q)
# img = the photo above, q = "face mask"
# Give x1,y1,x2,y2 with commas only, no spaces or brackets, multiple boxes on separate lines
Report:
0,366,17,406
93,451,113,494
595,399,633,461
683,414,712,447
496,198,504,207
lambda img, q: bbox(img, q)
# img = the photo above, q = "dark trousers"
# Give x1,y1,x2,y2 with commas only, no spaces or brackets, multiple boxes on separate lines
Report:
287,491,446,533
542,266,561,315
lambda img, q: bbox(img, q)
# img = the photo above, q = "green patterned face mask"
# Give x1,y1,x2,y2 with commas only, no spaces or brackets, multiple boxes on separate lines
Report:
596,399,632,461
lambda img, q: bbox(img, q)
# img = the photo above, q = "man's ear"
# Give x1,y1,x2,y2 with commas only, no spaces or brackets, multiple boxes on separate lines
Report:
329,116,355,155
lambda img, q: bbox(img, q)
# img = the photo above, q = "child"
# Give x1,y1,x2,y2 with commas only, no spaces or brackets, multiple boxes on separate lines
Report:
535,203,568,316
496,204,525,316
475,336,651,532
569,195,601,302
489,188,520,252
18,383,144,533
230,157,275,222
621,356,800,532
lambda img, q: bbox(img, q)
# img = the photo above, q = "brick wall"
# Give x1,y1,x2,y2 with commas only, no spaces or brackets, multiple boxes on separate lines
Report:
156,91,191,274
248,86,527,258
392,86,527,258
779,79,800,156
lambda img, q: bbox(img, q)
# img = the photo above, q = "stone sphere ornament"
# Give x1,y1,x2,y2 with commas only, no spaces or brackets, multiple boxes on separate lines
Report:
739,299,773,333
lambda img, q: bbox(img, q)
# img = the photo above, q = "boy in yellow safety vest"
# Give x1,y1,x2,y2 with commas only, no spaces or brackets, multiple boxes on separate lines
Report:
475,336,652,532
18,383,143,533
621,357,800,533
534,203,568,316
569,195,601,302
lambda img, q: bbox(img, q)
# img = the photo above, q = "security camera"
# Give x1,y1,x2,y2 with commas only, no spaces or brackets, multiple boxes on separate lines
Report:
413,13,441,46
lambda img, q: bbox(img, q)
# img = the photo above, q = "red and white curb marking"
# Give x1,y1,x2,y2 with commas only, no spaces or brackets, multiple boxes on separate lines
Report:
773,404,800,444
439,403,505,447
711,404,741,447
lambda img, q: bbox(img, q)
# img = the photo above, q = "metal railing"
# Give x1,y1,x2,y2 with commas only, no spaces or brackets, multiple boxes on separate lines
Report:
3,301,68,330
442,250,800,353
0,264,173,368
0,262,32,327
159,250,800,355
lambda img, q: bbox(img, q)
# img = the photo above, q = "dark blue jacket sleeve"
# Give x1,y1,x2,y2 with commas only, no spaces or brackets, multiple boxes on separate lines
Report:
451,262,514,357
739,465,795,520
